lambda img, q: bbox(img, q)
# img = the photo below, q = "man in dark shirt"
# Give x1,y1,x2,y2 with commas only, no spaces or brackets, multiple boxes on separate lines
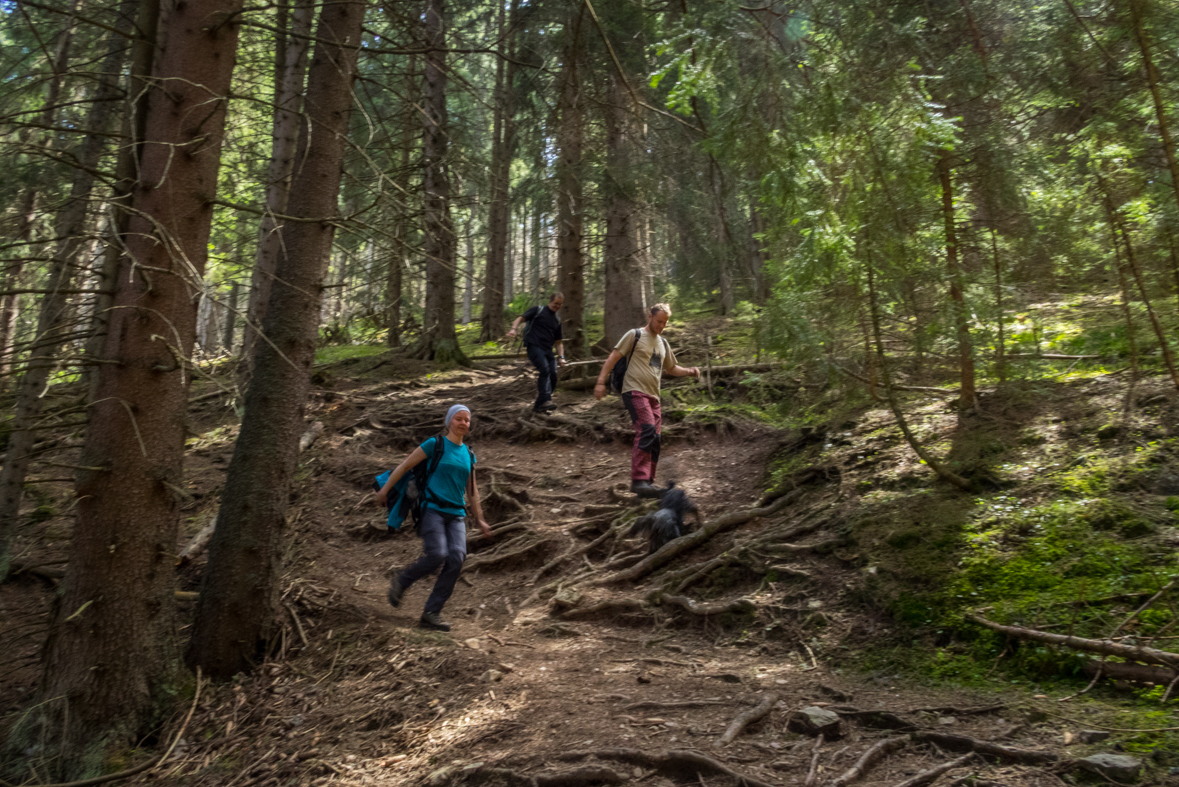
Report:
507,293,565,413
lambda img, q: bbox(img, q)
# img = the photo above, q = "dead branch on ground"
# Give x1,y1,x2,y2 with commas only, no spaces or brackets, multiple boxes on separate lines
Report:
891,753,976,787
969,613,1179,670
828,736,909,787
716,691,779,746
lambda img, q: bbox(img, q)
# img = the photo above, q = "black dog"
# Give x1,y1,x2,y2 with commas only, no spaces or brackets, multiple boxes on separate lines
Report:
629,483,699,555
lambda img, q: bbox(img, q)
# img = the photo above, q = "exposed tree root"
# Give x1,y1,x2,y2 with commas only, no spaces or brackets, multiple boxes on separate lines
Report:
803,734,824,787
716,691,778,746
661,594,756,617
969,613,1179,670
828,736,909,787
524,517,631,596
891,753,975,787
623,700,728,711
554,748,776,787
558,598,647,621
460,764,627,786
465,535,555,572
589,486,808,586
910,731,1058,765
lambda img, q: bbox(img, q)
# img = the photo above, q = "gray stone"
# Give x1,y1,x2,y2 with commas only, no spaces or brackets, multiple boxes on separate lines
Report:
787,706,843,739
1078,753,1142,781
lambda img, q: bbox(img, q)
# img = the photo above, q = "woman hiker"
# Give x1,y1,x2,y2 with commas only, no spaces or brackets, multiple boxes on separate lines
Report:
374,404,492,631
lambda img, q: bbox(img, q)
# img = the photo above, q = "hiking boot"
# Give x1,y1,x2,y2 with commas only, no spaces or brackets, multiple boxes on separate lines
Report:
630,481,663,499
419,611,451,631
387,581,405,608
533,402,557,413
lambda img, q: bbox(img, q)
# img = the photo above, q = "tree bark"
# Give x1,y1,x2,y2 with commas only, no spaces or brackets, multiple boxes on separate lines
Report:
937,150,976,413
556,10,586,358
1111,196,1179,389
602,71,646,347
0,4,77,391
480,0,520,341
240,0,315,379
0,0,135,582
413,0,464,363
865,240,972,491
36,0,241,772
187,0,365,680
0,3,134,582
1128,0,1179,220
83,0,161,398
386,56,416,348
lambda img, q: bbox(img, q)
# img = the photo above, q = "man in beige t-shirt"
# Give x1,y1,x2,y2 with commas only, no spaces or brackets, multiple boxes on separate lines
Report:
594,304,700,498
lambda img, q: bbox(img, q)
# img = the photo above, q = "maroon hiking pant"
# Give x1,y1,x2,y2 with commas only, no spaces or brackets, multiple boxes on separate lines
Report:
622,391,661,482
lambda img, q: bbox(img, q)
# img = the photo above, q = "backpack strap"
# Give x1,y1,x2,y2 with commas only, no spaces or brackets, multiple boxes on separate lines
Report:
627,328,642,361
420,433,448,507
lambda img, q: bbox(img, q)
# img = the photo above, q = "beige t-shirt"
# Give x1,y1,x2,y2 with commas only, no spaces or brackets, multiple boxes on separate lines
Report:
615,328,676,397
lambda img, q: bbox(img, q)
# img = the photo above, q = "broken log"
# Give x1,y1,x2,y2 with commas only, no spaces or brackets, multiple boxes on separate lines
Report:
969,613,1179,670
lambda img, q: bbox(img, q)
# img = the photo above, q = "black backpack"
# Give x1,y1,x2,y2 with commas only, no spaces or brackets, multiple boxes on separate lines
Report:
608,329,643,395
406,434,449,525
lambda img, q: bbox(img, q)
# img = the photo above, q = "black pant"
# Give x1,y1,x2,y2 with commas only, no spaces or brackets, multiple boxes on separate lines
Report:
526,344,558,409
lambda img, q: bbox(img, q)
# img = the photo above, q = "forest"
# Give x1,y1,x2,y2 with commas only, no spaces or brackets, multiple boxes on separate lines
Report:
3,0,1179,783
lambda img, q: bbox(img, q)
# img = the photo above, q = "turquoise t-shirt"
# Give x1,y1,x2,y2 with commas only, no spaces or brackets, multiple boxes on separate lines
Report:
419,436,475,517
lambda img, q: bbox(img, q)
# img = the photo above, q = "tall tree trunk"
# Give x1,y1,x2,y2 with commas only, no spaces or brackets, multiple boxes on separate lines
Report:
1111,196,1179,389
1100,186,1140,416
412,0,463,363
239,0,315,379
938,150,977,413
34,0,241,772
479,0,520,341
748,194,771,305
530,196,542,294
865,241,971,491
1128,0,1179,219
555,11,585,357
386,63,416,349
463,204,474,324
602,72,646,347
0,5,78,391
0,0,135,581
187,0,364,680
83,0,161,398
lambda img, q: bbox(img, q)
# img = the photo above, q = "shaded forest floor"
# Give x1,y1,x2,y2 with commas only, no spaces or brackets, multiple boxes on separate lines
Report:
5,316,1179,786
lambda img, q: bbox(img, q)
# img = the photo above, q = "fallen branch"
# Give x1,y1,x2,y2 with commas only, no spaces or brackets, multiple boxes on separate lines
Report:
177,513,218,566
828,736,909,787
969,613,1179,670
716,691,778,746
299,421,325,452
804,734,824,787
555,748,776,787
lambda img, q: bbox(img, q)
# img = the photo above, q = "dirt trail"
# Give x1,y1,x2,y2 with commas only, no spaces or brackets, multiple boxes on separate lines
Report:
0,362,1093,786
